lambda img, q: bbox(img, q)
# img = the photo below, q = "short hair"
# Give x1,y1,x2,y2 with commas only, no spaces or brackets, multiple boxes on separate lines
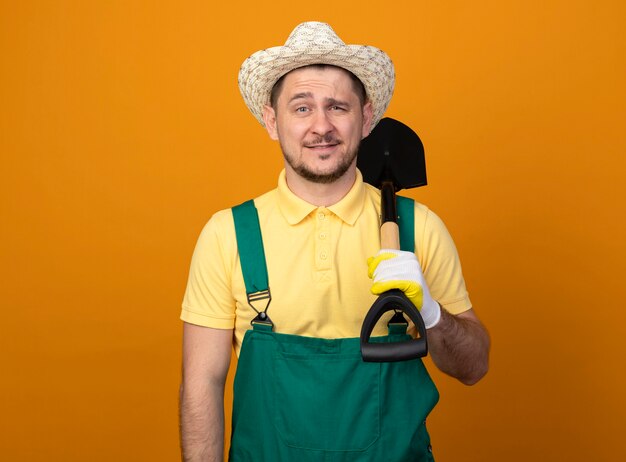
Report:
269,64,367,109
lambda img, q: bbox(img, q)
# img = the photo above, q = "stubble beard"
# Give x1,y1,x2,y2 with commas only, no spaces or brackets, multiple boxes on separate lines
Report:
280,135,360,185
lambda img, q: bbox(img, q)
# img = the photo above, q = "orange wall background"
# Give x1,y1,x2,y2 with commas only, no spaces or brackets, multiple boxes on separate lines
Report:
1,1,625,460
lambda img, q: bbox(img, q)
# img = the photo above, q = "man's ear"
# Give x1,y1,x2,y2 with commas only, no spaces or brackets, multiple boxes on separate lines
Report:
262,105,279,140
361,101,374,139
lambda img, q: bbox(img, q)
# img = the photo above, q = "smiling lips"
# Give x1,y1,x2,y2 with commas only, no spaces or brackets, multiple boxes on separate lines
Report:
306,143,338,148
304,139,341,150
304,133,341,149
305,143,340,158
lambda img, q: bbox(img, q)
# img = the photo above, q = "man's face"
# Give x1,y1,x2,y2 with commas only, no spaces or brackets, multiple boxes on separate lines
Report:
263,66,373,184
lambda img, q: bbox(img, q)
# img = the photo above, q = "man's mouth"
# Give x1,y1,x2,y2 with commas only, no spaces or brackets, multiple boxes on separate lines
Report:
304,141,340,149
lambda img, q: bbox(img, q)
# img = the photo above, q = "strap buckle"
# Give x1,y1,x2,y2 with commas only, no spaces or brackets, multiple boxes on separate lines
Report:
247,289,273,328
387,309,409,327
387,309,409,336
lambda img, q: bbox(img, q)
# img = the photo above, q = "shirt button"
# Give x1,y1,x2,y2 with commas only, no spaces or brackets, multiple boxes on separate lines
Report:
320,252,327,260
318,212,325,220
319,232,327,239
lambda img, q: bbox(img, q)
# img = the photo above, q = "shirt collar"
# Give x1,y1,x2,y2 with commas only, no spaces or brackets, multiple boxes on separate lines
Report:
276,169,367,226
327,169,366,226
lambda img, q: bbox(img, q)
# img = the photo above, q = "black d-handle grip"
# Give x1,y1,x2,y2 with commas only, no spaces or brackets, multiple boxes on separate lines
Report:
360,289,428,362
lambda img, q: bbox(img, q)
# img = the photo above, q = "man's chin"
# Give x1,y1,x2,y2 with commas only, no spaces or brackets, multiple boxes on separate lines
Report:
283,146,358,184
293,164,351,184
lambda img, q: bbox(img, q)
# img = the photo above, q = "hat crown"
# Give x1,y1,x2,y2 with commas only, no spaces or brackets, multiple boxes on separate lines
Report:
284,21,346,48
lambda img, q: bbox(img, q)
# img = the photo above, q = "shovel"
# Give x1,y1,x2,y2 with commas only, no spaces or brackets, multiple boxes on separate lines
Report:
357,117,428,362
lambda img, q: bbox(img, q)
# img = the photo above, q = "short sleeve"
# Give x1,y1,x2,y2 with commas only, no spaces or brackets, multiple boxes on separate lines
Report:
180,210,238,328
416,205,472,315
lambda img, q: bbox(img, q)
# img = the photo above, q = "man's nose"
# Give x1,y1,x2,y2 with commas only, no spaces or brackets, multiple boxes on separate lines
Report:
311,110,334,135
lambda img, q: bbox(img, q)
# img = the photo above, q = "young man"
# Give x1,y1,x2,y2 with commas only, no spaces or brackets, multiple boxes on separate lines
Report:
180,22,489,462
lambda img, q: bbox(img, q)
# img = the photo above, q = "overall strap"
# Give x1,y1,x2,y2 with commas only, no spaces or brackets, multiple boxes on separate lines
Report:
232,200,273,328
397,195,415,252
389,195,416,335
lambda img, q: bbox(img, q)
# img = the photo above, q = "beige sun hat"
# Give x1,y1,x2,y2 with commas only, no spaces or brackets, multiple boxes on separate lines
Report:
238,21,395,128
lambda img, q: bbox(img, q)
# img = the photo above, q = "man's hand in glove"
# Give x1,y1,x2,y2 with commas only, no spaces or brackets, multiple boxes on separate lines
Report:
367,249,441,329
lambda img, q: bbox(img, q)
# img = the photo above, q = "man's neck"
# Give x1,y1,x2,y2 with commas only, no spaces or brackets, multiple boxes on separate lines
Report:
284,167,356,207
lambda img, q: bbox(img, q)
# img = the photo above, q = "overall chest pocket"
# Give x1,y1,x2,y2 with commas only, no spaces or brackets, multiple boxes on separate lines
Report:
273,351,381,452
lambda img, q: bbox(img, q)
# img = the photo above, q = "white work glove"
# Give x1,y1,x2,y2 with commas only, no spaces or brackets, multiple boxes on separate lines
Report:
367,249,441,329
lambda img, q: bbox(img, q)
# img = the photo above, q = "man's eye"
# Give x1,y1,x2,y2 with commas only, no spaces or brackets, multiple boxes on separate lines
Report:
330,106,345,111
296,107,308,112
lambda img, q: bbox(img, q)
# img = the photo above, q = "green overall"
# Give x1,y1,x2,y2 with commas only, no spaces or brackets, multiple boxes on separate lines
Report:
229,197,439,462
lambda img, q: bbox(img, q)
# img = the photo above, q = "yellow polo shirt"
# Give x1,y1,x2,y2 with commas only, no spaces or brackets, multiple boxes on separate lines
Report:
181,169,471,355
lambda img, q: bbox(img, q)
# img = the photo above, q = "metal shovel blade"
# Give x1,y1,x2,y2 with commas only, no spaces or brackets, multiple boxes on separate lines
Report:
357,117,427,191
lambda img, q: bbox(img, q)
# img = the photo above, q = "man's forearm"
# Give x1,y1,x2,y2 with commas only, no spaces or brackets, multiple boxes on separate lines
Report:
179,382,225,462
428,308,490,385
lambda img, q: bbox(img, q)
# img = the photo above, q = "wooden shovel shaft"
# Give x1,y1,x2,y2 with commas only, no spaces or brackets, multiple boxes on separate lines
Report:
381,221,400,250
380,180,401,250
